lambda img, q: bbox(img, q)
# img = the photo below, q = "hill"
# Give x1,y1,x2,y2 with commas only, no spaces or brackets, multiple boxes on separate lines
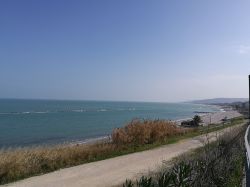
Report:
190,98,248,104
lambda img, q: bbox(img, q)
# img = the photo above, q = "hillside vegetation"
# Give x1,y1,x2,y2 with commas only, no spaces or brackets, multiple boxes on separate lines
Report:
122,124,246,187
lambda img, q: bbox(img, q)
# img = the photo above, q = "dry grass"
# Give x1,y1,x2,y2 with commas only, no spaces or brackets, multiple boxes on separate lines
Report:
0,142,117,184
112,119,189,146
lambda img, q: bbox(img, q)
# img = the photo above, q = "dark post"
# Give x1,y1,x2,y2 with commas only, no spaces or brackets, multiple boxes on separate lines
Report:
246,75,250,187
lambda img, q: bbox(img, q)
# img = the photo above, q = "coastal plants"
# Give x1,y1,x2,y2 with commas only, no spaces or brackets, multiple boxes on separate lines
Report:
181,115,202,127
121,124,246,187
192,115,202,126
123,180,134,187
137,176,154,187
158,172,172,187
112,119,189,146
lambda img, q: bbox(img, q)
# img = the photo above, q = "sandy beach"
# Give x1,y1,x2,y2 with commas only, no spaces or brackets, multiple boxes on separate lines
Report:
67,106,241,146
200,110,242,125
176,107,242,126
74,107,242,146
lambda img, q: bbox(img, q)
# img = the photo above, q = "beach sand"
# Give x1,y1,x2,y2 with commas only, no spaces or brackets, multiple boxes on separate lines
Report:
201,110,242,125
73,108,242,146
176,108,242,126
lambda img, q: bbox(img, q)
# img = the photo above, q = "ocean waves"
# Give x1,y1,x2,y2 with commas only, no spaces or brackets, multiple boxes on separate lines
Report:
0,108,139,115
0,100,221,148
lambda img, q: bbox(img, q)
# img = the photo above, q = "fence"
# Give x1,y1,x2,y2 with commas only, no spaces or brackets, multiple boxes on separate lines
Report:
245,124,250,186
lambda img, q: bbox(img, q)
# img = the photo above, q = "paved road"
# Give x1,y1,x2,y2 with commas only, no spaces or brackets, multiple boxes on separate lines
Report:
4,125,242,187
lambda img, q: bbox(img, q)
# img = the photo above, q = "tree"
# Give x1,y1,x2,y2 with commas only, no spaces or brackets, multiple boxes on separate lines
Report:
193,115,202,126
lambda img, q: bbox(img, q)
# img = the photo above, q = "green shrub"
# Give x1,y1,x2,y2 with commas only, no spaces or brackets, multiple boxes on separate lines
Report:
122,124,246,187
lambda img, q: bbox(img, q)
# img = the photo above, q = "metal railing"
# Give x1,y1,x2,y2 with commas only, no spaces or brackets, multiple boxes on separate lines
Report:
245,125,250,168
245,124,250,187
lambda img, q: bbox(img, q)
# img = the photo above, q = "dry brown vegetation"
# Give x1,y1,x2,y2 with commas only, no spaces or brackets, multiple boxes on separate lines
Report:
112,119,189,146
0,142,117,184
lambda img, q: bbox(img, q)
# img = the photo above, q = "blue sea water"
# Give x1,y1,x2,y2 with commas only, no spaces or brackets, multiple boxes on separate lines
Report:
0,99,220,148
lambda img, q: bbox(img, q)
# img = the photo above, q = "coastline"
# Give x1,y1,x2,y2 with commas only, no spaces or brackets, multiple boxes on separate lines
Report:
67,135,111,146
0,107,245,186
0,101,222,149
176,104,241,126
70,105,242,146
0,103,241,149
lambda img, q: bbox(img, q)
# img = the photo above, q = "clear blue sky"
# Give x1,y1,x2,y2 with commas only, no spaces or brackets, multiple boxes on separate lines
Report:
0,0,250,102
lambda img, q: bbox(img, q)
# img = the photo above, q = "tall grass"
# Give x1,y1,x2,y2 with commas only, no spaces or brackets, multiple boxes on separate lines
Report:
0,141,123,184
112,119,188,146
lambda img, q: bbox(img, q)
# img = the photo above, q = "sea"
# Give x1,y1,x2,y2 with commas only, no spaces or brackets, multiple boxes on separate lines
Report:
0,99,220,148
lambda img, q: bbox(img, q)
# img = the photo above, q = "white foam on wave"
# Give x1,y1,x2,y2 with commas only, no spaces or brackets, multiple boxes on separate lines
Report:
0,111,52,115
97,109,107,112
72,109,86,112
220,108,226,112
69,136,111,145
22,112,31,114
34,111,49,114
128,108,136,111
0,112,25,115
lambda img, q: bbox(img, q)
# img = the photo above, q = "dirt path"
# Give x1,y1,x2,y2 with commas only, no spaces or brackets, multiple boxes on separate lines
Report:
4,125,242,187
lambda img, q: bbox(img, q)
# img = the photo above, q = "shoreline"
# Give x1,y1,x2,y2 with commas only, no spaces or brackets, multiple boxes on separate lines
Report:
0,110,245,186
176,105,241,126
1,105,242,149
70,106,242,146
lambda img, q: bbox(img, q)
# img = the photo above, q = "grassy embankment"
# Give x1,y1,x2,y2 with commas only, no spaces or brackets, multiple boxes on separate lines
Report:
122,122,246,187
0,116,245,185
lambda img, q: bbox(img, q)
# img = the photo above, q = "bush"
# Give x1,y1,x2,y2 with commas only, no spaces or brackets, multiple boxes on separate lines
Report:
193,115,202,126
181,115,202,127
112,119,189,146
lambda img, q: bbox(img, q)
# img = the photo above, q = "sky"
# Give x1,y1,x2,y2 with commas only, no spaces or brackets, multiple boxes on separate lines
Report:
0,0,250,102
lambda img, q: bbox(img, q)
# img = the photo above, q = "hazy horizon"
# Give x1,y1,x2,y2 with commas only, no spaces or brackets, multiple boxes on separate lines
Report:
0,97,248,104
1,0,250,102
